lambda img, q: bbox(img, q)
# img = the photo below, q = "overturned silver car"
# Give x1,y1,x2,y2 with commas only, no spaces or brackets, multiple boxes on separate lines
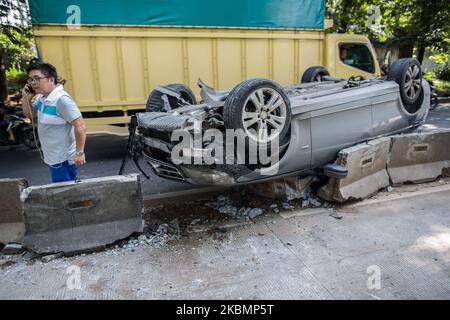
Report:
123,58,430,186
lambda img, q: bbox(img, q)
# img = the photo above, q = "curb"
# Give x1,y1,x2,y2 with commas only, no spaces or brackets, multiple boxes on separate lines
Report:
280,182,450,220
438,97,450,104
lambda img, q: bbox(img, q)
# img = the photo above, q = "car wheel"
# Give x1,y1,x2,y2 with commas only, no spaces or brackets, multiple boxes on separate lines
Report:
301,66,330,83
224,78,291,146
388,58,423,108
146,83,197,112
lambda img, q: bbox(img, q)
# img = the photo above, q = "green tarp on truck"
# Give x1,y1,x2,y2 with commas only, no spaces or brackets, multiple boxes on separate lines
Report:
29,0,325,29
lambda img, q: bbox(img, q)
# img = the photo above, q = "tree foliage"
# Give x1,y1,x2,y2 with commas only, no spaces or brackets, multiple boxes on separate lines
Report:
327,0,450,63
0,0,34,103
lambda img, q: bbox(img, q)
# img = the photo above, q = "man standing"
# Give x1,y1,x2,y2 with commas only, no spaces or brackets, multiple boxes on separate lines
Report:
21,62,86,183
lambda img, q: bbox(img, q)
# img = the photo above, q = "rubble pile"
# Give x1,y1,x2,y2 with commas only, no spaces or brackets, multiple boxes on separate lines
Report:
205,195,266,220
106,220,181,256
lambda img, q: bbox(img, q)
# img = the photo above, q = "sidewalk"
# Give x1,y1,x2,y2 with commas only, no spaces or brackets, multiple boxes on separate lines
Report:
1,181,450,299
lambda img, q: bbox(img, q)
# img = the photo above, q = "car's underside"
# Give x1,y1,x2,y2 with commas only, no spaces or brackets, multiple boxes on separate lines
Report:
121,59,430,186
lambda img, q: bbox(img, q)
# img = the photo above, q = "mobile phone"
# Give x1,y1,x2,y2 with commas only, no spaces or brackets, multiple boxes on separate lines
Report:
26,84,35,94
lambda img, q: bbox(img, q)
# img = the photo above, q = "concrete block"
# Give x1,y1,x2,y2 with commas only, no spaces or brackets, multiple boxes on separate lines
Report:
245,176,314,201
387,130,450,185
1,243,25,255
0,178,28,243
21,174,144,254
319,138,391,203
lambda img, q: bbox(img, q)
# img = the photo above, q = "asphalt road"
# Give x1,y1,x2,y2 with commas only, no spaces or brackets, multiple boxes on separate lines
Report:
1,103,449,195
0,133,190,195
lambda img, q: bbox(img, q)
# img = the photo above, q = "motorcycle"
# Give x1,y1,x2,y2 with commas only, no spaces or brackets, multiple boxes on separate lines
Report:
0,105,40,149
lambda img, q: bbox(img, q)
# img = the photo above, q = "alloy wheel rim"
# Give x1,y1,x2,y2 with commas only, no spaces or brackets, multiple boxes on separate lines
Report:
405,65,421,100
241,88,287,143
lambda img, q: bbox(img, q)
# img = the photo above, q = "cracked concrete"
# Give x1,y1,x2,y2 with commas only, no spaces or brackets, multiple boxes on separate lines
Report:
1,180,449,299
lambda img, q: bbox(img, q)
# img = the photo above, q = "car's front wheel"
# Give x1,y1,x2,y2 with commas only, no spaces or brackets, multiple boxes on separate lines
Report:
146,83,197,112
223,78,291,146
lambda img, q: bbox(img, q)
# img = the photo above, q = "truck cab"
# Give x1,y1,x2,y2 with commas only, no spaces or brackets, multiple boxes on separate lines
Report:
325,34,381,79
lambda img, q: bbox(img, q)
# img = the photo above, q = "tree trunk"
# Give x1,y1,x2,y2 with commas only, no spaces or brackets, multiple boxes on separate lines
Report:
416,43,426,64
0,50,8,104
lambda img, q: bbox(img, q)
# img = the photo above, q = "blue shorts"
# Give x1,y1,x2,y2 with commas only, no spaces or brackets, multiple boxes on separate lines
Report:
48,161,77,183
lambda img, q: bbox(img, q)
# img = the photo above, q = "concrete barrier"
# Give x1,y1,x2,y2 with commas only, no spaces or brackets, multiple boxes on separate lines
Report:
318,137,391,203
245,176,314,201
21,174,144,254
0,178,28,244
388,130,450,185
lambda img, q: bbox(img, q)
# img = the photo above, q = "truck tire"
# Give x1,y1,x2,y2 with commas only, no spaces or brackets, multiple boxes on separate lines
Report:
146,83,197,112
301,66,330,83
224,78,291,146
388,58,423,107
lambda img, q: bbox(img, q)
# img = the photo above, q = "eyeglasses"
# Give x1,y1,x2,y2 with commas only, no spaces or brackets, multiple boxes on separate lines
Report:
27,76,48,84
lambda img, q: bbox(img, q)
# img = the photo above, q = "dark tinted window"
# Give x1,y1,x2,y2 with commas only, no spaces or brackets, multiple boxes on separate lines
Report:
339,43,375,73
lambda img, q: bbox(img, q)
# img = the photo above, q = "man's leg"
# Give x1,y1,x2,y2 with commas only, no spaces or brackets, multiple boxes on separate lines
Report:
49,161,78,183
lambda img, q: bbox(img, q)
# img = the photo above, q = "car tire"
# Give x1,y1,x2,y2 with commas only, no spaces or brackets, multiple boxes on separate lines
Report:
224,78,291,148
388,58,423,108
301,66,330,83
146,83,197,112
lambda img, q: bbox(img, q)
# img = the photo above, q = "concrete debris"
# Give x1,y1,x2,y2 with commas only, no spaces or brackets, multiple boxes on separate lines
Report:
206,195,265,219
329,211,343,220
41,253,63,263
282,203,295,210
106,222,181,256
270,204,280,214
387,186,395,193
0,259,15,270
302,199,310,208
219,205,238,216
248,208,264,219
1,243,25,255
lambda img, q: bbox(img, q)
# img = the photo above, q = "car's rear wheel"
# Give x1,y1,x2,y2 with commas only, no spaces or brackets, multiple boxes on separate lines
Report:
224,79,291,145
388,58,423,111
146,83,197,112
301,66,330,83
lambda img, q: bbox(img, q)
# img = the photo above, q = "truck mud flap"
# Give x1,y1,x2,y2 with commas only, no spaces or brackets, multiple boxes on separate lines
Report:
21,175,143,254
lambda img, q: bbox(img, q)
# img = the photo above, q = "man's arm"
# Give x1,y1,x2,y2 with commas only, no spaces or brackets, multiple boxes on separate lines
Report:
72,116,87,167
21,86,37,119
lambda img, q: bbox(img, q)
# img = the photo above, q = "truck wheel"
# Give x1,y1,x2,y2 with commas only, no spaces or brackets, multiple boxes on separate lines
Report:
388,58,423,107
301,66,330,83
146,83,197,112
224,79,291,145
